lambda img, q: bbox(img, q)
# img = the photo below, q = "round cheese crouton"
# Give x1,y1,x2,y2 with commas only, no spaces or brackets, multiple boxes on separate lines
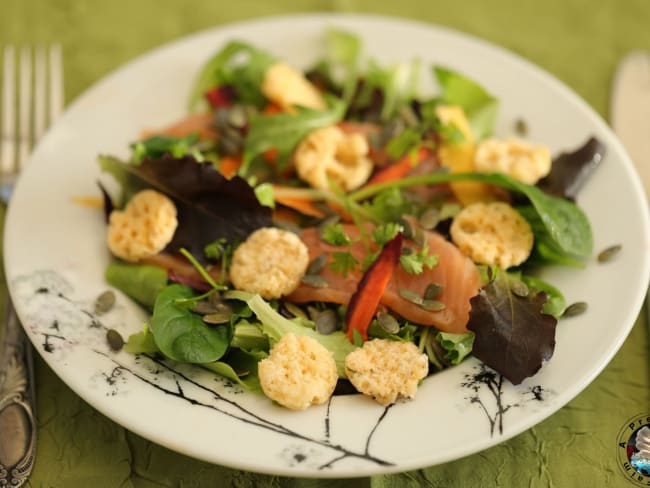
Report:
294,125,373,191
474,138,552,185
344,339,429,406
258,333,338,410
261,62,326,111
229,227,309,299
450,202,534,269
107,189,178,262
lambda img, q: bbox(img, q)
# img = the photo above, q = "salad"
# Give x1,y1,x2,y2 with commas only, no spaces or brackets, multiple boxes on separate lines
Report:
98,29,604,410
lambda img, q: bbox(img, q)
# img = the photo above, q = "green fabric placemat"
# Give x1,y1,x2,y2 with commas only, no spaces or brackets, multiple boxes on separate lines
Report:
1,1,649,486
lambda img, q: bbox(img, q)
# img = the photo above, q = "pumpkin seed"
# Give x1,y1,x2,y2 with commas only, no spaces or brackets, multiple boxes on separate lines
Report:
564,301,587,317
401,246,414,256
413,227,427,248
419,208,440,230
398,217,414,240
376,311,400,334
597,244,622,263
192,300,219,315
438,202,462,221
421,299,446,312
315,309,339,335
399,288,423,305
106,329,124,351
301,274,329,288
514,118,528,136
424,283,443,300
203,311,232,324
94,290,116,315
227,105,248,128
306,253,328,276
510,280,529,298
283,302,308,320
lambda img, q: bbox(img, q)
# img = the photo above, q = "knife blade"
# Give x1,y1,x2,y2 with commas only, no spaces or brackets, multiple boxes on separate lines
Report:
611,50,650,199
611,50,650,327
0,299,37,487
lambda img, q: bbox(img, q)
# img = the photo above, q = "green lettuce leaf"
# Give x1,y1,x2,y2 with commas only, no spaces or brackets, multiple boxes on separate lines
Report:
225,290,356,377
433,66,498,140
242,95,346,173
188,40,276,112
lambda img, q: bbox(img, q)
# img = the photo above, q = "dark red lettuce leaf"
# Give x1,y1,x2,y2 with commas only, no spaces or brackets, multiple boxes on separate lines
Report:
467,271,557,385
120,154,272,259
537,137,605,200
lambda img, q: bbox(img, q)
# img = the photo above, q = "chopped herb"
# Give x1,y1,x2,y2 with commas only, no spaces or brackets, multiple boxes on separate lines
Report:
372,222,402,246
321,223,352,246
329,251,359,276
399,245,438,275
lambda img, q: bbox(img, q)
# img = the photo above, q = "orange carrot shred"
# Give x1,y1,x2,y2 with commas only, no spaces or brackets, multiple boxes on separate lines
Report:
365,147,432,186
218,155,242,178
345,233,403,342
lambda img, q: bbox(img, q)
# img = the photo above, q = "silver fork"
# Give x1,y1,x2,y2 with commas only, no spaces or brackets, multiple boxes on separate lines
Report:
0,44,63,487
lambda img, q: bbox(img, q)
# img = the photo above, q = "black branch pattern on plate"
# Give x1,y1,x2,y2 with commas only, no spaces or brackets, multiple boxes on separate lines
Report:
14,269,395,470
461,363,551,436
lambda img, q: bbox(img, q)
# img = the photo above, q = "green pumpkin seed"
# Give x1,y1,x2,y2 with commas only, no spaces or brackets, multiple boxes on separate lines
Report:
203,311,232,324
514,118,528,136
94,290,116,316
424,283,443,300
301,274,329,288
597,244,622,263
315,309,339,335
398,217,414,240
399,288,423,305
564,301,587,317
376,311,400,334
510,280,529,298
421,299,446,312
283,302,308,320
227,105,248,128
419,208,440,230
306,253,328,276
413,228,427,248
106,329,124,352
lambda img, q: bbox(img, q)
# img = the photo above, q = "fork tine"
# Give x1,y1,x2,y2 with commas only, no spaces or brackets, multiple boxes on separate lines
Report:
17,46,32,170
1,45,16,174
33,46,46,142
48,44,63,124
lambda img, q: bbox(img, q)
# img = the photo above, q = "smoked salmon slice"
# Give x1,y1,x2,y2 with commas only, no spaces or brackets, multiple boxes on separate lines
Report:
287,224,481,334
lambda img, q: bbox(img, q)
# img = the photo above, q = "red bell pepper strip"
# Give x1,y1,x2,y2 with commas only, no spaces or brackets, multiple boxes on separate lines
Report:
204,85,235,108
345,233,403,342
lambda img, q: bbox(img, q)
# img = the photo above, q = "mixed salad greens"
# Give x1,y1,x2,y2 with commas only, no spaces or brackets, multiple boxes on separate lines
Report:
98,29,605,401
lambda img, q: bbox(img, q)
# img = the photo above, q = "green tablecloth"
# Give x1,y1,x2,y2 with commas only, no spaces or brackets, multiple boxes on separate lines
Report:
2,1,649,486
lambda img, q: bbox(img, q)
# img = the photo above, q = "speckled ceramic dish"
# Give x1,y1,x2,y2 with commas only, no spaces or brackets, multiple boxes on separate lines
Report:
5,13,650,477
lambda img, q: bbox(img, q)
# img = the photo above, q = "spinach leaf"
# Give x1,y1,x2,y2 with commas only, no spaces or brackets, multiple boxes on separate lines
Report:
201,348,265,391
188,40,276,112
467,270,557,385
150,284,231,363
105,261,168,309
433,66,498,140
351,171,593,262
242,95,346,173
124,324,160,354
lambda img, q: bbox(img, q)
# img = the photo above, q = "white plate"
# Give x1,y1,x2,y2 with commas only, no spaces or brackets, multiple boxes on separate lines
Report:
5,13,650,477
